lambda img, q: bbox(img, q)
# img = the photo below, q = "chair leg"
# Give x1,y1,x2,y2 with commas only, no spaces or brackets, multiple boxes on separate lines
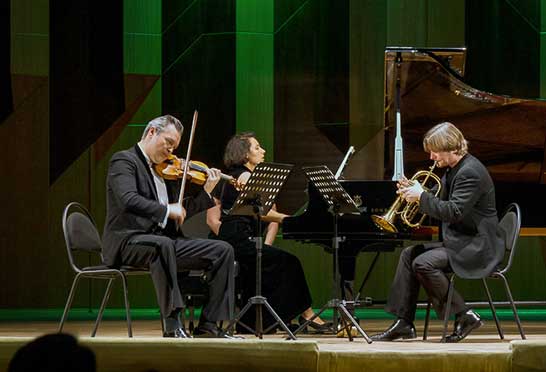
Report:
441,276,455,343
423,301,432,340
119,273,133,337
91,278,114,337
189,304,195,334
58,274,83,333
482,278,504,339
499,273,526,339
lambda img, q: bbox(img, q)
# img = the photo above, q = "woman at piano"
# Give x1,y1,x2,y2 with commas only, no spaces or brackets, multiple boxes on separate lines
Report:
207,132,331,333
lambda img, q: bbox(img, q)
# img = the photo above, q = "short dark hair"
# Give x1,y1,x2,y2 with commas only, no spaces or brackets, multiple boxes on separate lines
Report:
223,132,256,168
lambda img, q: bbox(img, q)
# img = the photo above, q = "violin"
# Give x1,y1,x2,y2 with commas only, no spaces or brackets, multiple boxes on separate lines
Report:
154,154,239,187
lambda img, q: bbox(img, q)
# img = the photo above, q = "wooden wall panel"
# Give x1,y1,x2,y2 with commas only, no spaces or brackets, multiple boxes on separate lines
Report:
3,0,546,311
162,0,236,170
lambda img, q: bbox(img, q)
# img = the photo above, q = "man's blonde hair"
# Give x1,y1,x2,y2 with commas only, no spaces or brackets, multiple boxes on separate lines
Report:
423,122,468,155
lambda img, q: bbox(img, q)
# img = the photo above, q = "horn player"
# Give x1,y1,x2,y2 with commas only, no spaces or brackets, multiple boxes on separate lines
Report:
370,122,503,343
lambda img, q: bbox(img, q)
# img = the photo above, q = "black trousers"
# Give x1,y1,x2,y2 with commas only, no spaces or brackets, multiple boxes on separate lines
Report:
385,244,468,322
217,218,312,330
121,235,235,321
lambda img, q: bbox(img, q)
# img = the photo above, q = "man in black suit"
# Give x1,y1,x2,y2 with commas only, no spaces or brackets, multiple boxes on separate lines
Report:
371,122,503,343
102,114,235,338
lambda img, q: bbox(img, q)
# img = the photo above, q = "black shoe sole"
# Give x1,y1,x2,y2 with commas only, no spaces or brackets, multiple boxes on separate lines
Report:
370,330,417,342
445,320,484,343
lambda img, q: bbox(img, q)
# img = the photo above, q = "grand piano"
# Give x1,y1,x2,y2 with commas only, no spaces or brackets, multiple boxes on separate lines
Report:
282,47,546,298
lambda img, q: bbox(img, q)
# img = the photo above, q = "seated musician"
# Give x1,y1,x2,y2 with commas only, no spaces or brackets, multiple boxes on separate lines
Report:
371,122,503,342
102,114,236,339
206,132,331,333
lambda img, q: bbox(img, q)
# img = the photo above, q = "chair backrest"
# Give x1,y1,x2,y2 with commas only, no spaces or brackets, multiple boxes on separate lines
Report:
62,202,103,272
497,203,521,274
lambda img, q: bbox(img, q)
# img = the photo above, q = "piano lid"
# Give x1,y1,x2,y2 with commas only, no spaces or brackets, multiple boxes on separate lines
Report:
384,47,546,226
384,47,546,184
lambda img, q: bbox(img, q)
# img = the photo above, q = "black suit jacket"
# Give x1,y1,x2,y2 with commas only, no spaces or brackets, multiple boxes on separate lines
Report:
102,145,214,267
419,154,503,279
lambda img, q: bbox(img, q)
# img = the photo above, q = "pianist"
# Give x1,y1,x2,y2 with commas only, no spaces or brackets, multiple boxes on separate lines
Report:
371,122,503,343
207,132,331,333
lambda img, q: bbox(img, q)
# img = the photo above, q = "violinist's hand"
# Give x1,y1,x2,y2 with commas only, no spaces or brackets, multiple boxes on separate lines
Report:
399,181,424,203
203,168,222,194
168,204,187,226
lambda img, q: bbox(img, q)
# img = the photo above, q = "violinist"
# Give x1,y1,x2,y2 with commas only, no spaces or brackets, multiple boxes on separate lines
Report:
102,114,236,339
207,132,332,333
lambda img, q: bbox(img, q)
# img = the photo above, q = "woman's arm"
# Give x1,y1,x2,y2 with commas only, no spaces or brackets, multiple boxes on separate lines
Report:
265,221,279,245
262,208,289,223
264,204,281,244
206,198,223,236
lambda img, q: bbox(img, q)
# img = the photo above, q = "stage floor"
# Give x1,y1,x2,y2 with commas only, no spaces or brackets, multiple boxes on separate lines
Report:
1,319,545,371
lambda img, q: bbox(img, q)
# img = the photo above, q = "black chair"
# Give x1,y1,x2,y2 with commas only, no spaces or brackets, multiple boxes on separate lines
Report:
423,203,526,341
58,202,151,337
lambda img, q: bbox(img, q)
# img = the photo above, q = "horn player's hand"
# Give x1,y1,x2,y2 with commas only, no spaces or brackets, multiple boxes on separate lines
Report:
399,181,424,203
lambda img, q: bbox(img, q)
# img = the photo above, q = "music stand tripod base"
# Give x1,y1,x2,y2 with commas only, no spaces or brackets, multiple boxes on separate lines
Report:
224,162,296,340
292,165,372,343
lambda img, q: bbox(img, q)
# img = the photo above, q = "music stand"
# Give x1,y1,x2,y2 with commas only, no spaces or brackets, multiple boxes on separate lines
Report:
224,162,296,340
292,165,372,343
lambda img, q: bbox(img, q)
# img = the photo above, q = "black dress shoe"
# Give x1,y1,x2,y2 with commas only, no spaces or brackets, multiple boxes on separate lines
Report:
370,319,417,341
194,321,243,339
163,327,191,339
298,315,334,334
444,310,483,343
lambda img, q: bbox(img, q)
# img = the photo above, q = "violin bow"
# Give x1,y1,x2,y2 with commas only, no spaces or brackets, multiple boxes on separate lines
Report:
177,110,198,206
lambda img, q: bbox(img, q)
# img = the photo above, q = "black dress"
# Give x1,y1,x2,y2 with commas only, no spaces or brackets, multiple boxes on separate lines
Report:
212,165,312,331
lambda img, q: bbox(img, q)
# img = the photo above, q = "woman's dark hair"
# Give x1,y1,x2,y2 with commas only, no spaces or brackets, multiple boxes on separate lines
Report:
223,132,257,168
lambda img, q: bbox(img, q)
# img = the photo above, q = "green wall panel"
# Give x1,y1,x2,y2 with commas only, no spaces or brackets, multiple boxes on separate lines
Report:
506,0,541,31
541,0,546,98
465,0,539,97
349,1,387,154
541,33,546,97
236,0,274,158
426,1,465,46
275,0,308,32
124,0,161,34
11,0,48,75
237,0,274,32
385,0,465,63
543,0,546,31
11,34,49,76
386,0,428,46
123,0,162,74
124,33,162,75
129,79,163,125
11,0,48,34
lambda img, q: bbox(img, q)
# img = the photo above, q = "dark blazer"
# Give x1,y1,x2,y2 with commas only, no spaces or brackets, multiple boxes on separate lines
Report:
102,145,214,267
419,154,503,279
